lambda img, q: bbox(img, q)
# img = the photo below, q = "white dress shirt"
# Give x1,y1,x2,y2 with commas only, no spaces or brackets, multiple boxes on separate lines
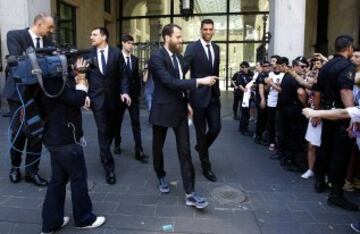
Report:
97,45,109,74
28,28,43,48
200,38,215,67
164,47,183,79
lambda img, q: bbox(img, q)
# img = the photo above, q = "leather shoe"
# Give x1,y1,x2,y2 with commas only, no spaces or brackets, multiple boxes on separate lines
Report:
113,145,121,155
135,151,149,163
106,171,116,185
9,168,21,183
203,169,217,182
25,173,48,186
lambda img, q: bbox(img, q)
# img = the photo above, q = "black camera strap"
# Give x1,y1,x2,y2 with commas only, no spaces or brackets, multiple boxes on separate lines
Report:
27,49,67,98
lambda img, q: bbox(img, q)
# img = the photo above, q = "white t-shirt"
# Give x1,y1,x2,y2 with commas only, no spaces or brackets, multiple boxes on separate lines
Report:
346,106,360,149
346,107,360,122
267,72,284,108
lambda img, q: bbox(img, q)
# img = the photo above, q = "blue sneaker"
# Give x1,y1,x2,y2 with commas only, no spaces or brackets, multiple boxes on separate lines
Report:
159,177,170,193
351,221,360,233
185,192,208,209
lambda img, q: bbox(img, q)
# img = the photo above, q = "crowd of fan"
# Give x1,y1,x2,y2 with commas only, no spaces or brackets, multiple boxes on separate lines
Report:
232,46,360,211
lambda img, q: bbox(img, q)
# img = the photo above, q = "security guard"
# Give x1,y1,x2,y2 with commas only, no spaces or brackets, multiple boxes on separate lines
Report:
312,35,358,211
234,61,253,135
231,63,245,120
278,57,307,171
254,61,271,144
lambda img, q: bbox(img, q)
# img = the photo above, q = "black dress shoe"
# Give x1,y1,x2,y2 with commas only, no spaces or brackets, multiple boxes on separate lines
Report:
25,173,48,187
113,145,121,155
9,168,21,183
135,151,149,163
203,169,217,182
106,171,116,185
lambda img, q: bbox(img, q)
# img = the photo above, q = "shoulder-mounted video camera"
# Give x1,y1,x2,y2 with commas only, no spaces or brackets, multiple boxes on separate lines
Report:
6,46,92,97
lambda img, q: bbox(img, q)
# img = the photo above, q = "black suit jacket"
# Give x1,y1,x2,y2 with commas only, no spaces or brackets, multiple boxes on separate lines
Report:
86,46,129,111
120,54,141,97
184,40,220,108
4,28,54,101
149,47,197,128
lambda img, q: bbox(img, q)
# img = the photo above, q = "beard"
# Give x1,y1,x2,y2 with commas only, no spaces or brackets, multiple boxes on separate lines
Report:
169,40,183,54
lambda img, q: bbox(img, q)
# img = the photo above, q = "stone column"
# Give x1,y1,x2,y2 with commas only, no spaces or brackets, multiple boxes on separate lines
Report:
269,0,306,61
0,0,51,107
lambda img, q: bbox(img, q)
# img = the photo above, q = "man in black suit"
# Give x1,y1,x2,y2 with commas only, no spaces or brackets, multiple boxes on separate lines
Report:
113,34,148,162
184,19,221,182
149,24,217,209
85,27,131,185
4,13,54,186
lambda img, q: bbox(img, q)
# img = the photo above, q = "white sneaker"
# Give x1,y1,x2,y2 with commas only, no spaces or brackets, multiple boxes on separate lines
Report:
77,216,106,229
40,216,70,234
301,169,314,179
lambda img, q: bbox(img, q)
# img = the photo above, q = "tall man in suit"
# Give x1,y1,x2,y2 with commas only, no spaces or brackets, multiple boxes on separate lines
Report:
85,27,131,185
4,13,54,186
113,34,149,162
184,19,221,182
149,24,217,209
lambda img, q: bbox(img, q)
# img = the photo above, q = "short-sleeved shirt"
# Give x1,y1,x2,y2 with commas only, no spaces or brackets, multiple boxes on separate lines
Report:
232,71,252,90
254,71,269,103
267,71,284,108
278,73,302,108
313,55,355,108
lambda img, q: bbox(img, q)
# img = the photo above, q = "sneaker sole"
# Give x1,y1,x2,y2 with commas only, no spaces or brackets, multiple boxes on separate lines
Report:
159,188,170,193
185,200,209,209
351,223,360,233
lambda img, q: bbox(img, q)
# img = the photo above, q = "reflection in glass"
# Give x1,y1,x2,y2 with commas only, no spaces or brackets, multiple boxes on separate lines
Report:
229,14,269,41
230,0,269,12
122,0,171,17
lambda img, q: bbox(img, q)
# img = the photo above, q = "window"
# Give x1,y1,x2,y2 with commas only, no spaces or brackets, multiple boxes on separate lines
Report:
104,0,111,13
56,1,76,47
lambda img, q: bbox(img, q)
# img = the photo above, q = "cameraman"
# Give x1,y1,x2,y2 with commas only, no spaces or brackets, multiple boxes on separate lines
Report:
4,13,54,186
40,58,105,233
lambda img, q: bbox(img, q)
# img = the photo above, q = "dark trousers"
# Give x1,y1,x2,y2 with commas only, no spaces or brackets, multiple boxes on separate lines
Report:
42,144,96,232
280,105,306,162
232,90,242,117
152,118,195,194
8,99,41,175
193,99,221,170
267,107,277,145
92,107,115,172
114,97,143,151
315,120,353,189
255,104,267,139
239,107,250,132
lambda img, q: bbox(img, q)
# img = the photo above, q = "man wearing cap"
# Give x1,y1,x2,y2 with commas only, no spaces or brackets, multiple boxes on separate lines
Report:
277,56,308,171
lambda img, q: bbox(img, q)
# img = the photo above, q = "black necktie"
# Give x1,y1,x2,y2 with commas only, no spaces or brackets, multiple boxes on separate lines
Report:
100,50,107,74
35,37,40,48
126,56,132,72
172,54,180,79
206,44,212,68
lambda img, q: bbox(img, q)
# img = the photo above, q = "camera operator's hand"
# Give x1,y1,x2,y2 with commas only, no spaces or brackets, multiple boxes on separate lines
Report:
121,94,132,106
75,58,89,73
83,96,91,110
